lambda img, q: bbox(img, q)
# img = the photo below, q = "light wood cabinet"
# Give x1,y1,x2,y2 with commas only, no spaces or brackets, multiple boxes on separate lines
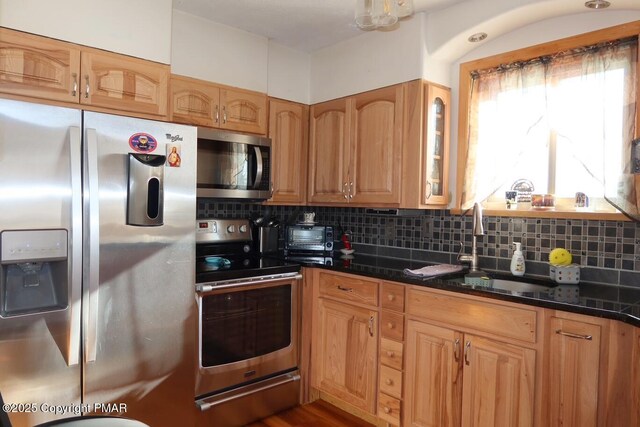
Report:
266,98,309,205
401,80,451,208
0,27,169,117
314,298,378,413
169,74,267,135
404,320,535,427
546,316,601,427
308,84,403,206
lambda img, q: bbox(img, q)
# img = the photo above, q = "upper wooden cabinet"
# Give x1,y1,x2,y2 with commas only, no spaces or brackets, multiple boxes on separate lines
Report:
402,80,451,208
308,84,404,206
266,98,309,205
169,74,267,135
0,28,169,117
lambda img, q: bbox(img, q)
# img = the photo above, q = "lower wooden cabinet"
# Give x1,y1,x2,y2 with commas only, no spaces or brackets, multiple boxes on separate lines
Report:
313,298,378,413
404,321,535,427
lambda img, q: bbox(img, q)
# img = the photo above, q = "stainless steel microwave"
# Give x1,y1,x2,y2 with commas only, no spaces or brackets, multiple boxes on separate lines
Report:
196,128,272,200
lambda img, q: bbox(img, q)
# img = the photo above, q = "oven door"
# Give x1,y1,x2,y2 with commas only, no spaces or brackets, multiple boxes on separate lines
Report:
195,273,301,397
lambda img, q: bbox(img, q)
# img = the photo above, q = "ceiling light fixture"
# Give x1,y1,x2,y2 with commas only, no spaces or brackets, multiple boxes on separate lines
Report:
584,0,611,9
355,0,414,31
468,32,488,43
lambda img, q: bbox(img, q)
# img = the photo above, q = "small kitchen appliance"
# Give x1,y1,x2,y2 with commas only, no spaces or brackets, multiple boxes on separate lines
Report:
284,224,334,256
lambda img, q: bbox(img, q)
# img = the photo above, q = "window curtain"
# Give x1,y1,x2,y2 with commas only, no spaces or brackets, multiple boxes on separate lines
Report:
460,38,638,221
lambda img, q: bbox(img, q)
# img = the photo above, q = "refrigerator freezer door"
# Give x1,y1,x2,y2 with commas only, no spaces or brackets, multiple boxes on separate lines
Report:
0,99,82,426
82,112,197,426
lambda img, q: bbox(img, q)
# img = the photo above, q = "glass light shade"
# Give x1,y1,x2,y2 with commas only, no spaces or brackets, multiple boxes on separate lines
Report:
396,0,413,18
355,0,377,30
372,0,398,27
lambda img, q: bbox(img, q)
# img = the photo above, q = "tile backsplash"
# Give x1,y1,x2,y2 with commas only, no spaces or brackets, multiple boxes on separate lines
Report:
197,200,640,287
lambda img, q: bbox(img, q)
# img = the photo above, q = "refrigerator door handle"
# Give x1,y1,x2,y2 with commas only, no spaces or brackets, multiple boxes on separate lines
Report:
85,128,100,363
68,126,82,367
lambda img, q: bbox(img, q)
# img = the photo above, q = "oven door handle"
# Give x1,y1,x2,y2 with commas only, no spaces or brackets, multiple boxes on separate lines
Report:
196,273,302,293
196,373,301,411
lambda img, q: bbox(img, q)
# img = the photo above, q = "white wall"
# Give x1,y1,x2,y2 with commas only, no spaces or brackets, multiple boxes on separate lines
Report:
0,0,172,63
267,42,311,104
447,11,640,207
310,14,426,104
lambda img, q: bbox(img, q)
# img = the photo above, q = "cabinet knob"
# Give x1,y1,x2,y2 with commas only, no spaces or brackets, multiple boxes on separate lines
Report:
385,378,393,386
387,294,395,301
386,351,395,358
387,322,395,329
383,407,392,414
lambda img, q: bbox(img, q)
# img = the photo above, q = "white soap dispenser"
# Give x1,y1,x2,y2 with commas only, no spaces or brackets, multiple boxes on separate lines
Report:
510,242,526,276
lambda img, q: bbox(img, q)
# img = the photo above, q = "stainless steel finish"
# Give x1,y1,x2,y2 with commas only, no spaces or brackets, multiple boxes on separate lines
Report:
84,128,100,364
343,182,348,199
126,153,166,226
84,75,89,98
196,273,302,293
555,329,593,340
454,338,460,362
258,226,279,254
68,126,82,367
215,105,220,123
197,127,271,147
196,274,300,397
0,229,68,262
254,146,264,189
0,100,82,425
196,373,300,411
195,371,300,427
349,182,354,199
82,112,197,427
368,316,374,337
222,105,227,123
196,218,252,243
458,202,485,272
464,340,471,365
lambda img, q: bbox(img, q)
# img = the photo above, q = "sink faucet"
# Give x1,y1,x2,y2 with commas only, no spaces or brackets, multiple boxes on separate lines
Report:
458,202,485,272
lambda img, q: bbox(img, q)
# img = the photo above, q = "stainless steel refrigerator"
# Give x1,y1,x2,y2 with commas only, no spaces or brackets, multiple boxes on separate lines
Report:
0,99,197,426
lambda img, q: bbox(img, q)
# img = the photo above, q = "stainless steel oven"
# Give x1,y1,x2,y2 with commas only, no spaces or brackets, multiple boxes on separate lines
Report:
194,218,301,427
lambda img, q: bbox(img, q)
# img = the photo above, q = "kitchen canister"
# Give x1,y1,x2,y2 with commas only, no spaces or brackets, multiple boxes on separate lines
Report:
549,264,580,284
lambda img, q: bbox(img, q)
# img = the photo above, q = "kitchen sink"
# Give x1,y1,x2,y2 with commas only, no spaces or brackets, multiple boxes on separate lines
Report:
450,276,555,295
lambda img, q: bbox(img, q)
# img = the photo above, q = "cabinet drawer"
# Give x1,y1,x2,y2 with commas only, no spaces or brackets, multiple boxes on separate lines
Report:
381,282,405,312
407,288,537,343
381,310,404,341
379,365,402,399
319,272,379,306
380,337,403,370
378,393,401,425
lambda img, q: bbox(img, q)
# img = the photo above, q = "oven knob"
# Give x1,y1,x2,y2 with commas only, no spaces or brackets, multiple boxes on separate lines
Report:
227,225,236,233
239,225,248,233
243,244,251,253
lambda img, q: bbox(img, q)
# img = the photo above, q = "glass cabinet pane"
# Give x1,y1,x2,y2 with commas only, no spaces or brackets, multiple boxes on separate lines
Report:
429,97,445,197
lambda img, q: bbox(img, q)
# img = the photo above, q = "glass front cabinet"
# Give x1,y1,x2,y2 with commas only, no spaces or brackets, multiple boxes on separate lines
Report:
423,84,450,206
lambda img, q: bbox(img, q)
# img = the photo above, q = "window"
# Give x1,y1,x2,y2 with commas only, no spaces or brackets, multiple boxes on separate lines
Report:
458,24,639,219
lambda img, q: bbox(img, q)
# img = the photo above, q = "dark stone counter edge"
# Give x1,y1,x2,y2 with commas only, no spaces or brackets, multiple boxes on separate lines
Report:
288,256,640,328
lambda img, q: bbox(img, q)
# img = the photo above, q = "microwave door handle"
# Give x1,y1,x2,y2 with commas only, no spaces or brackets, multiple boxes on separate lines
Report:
253,146,263,189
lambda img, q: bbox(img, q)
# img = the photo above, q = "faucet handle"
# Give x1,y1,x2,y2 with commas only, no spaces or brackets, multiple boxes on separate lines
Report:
457,241,467,261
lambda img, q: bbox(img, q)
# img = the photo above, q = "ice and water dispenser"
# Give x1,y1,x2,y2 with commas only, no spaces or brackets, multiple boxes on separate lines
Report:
0,229,69,317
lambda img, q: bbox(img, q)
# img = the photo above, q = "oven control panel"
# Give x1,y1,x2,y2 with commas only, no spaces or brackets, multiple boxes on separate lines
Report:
196,219,251,243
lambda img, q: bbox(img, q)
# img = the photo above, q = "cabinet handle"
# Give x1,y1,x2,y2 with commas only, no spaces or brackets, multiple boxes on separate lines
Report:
215,105,220,124
72,73,78,97
368,316,374,337
84,75,90,99
337,285,353,292
387,293,395,301
464,341,471,365
426,180,433,200
555,329,593,340
383,407,392,414
385,378,393,386
387,322,395,329
349,182,354,199
343,182,349,199
222,106,227,124
270,181,274,198
453,338,460,362
386,350,395,358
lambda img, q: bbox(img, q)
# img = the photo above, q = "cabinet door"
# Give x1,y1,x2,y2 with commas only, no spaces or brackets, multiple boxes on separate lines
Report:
404,320,463,427
547,317,601,427
169,75,220,127
308,98,351,204
423,84,450,206
350,84,403,205
0,28,80,103
267,99,308,204
80,49,169,117
219,87,267,135
315,298,378,413
461,334,535,427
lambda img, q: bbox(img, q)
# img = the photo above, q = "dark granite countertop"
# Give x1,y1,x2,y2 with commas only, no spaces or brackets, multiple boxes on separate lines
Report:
282,253,640,328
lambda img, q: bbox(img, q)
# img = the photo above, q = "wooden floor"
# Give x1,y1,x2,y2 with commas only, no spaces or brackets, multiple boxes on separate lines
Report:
247,400,375,427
